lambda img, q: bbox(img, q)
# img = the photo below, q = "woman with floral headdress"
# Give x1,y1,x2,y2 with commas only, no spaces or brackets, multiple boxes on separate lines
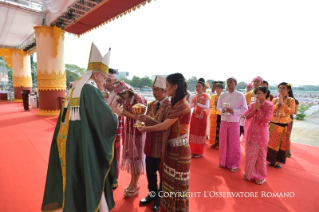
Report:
189,78,211,158
267,82,295,169
113,81,147,198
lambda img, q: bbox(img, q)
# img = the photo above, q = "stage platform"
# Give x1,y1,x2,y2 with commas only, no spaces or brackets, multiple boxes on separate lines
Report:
0,102,318,212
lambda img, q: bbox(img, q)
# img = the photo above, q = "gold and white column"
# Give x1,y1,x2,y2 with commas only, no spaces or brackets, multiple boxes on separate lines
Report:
34,26,66,116
11,49,32,102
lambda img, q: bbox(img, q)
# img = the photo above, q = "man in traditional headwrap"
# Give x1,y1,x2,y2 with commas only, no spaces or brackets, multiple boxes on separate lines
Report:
217,77,248,173
41,43,122,212
245,76,263,105
138,76,171,211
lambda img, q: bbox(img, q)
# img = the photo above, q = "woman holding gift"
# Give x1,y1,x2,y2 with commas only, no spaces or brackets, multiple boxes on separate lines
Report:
138,73,191,212
113,81,147,198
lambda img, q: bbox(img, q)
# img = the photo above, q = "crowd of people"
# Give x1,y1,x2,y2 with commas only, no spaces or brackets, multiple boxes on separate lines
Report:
40,44,304,212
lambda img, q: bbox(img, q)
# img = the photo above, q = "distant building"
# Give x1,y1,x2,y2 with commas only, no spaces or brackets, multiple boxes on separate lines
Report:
113,69,129,78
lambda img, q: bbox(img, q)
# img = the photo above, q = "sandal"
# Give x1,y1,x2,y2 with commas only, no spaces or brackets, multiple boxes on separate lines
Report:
214,144,219,150
231,168,238,173
275,163,283,169
255,179,266,185
210,144,216,149
243,174,248,180
269,162,275,167
124,187,140,198
124,182,139,192
194,154,203,158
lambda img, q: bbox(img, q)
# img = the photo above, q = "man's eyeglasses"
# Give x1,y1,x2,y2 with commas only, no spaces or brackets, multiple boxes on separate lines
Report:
98,72,107,81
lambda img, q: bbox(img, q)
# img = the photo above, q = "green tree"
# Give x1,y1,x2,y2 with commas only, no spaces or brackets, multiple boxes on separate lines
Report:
131,76,142,88
140,76,153,88
65,64,85,88
119,76,131,85
187,76,198,92
236,81,247,90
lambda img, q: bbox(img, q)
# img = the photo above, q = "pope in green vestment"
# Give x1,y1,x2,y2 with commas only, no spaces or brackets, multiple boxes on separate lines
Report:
42,83,118,212
42,44,119,212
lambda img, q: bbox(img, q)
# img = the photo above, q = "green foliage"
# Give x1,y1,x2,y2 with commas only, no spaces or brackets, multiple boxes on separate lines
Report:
295,105,310,120
140,76,153,88
187,76,198,91
122,76,153,88
65,64,85,88
236,81,247,90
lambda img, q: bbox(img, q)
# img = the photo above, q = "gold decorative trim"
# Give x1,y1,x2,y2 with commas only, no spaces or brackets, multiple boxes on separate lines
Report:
34,26,65,58
87,62,109,75
53,26,65,57
0,48,12,68
37,70,66,91
67,0,153,37
11,49,24,68
14,99,23,103
34,26,54,38
37,109,60,116
13,75,32,87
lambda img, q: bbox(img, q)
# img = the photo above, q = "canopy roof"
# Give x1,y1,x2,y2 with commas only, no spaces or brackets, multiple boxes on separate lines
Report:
63,0,149,36
0,0,152,49
0,0,43,48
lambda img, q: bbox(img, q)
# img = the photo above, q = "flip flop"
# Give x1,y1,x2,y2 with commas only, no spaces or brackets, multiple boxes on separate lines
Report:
124,187,140,199
231,168,238,173
256,179,266,185
243,174,248,180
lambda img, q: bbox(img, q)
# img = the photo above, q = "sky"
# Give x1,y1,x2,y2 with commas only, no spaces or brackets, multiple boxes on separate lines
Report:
63,0,319,87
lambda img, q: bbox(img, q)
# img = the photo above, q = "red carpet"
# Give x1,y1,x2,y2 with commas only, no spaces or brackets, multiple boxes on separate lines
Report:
1,102,318,212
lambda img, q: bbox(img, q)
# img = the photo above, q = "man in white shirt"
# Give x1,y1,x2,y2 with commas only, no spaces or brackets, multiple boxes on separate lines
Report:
217,77,248,173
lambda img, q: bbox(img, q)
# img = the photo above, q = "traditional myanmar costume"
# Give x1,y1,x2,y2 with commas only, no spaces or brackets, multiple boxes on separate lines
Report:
113,82,147,175
209,94,221,147
42,44,118,212
142,77,171,201
161,98,191,212
189,93,210,155
105,76,123,185
217,78,248,170
244,101,273,181
267,97,295,165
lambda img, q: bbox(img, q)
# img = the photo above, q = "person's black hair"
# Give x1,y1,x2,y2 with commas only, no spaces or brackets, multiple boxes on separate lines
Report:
278,82,294,98
109,68,116,75
217,81,224,84
166,73,187,106
254,86,270,99
263,80,269,86
197,78,205,87
216,83,224,89
119,89,134,100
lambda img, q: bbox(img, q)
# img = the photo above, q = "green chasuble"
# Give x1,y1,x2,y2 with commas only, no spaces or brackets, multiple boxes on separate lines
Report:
42,84,118,212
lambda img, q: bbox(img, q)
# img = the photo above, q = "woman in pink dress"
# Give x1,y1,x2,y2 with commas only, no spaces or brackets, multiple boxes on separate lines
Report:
113,81,147,198
243,86,273,185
